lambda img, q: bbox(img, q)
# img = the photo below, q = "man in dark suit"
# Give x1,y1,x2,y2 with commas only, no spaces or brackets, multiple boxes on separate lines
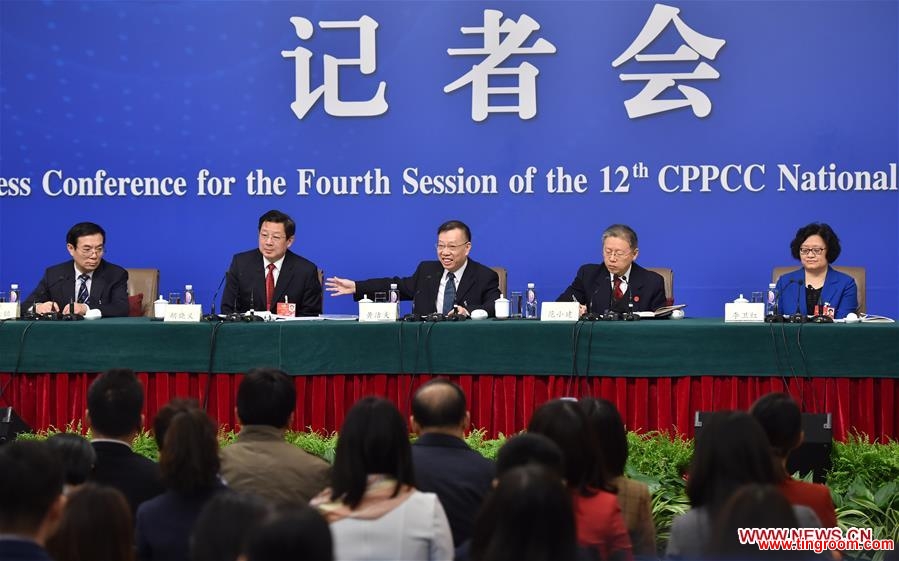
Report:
557,224,666,315
325,220,501,317
0,441,65,561
221,209,322,316
410,379,494,546
87,368,164,516
23,222,130,318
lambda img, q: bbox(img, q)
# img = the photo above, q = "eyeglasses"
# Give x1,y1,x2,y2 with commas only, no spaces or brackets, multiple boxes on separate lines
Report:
259,233,285,242
799,247,826,256
436,243,469,252
77,245,104,256
603,248,632,259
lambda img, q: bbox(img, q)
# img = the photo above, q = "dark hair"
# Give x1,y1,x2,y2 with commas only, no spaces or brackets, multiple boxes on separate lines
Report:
750,392,802,461
46,433,97,485
602,224,638,249
0,441,64,534
66,222,106,247
45,483,134,561
237,368,296,428
686,411,778,515
437,220,471,243
330,397,414,509
790,223,841,263
154,399,221,496
191,491,274,561
527,399,612,495
495,434,565,480
258,210,296,239
707,484,802,559
244,503,333,561
86,369,143,438
469,465,578,561
411,378,467,429
580,397,628,477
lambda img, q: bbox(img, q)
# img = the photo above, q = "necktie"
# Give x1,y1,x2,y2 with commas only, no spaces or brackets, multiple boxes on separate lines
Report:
613,275,624,300
77,274,90,304
442,273,456,314
265,263,276,311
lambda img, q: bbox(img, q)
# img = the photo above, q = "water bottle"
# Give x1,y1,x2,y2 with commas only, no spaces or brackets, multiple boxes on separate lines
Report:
389,283,400,316
184,284,194,305
765,282,777,316
525,282,538,319
9,284,20,303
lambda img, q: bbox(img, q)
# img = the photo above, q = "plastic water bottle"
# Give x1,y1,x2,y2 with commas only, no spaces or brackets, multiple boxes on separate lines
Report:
389,283,400,316
184,284,194,305
525,283,538,319
766,282,777,316
9,284,19,303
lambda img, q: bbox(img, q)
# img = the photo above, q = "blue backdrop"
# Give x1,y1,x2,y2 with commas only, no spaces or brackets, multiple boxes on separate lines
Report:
2,1,897,317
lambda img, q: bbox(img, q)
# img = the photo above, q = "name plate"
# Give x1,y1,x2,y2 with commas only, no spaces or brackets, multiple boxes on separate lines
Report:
724,302,765,323
163,304,203,323
0,302,20,320
540,301,580,322
359,302,397,323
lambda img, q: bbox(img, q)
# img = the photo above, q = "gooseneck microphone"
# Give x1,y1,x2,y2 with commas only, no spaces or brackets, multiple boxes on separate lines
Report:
203,273,227,322
623,283,640,321
581,285,601,321
789,279,806,323
25,275,67,321
808,284,834,324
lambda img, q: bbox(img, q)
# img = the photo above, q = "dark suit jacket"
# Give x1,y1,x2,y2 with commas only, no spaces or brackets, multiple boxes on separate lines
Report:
23,260,130,317
220,249,322,316
557,262,666,313
355,259,501,316
0,539,54,561
89,441,164,516
775,266,858,319
135,485,227,561
412,433,495,546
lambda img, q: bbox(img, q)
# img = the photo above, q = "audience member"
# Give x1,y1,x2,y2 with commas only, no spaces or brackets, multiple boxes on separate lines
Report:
220,368,330,504
190,492,274,561
135,399,226,561
242,504,334,561
0,441,66,561
410,378,494,545
46,432,96,494
87,368,164,514
666,411,821,559
581,398,657,558
45,483,135,561
750,392,839,527
528,399,633,561
311,397,453,561
494,433,565,479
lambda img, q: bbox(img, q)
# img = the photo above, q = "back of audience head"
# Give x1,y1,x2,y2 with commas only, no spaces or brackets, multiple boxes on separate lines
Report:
527,398,611,495
237,367,296,428
153,398,220,496
46,432,96,488
708,484,803,559
580,397,629,478
470,465,579,561
687,411,778,514
87,368,144,439
241,503,333,561
495,433,565,481
191,491,274,561
750,392,803,462
330,396,414,509
46,483,135,561
410,378,469,433
0,440,65,541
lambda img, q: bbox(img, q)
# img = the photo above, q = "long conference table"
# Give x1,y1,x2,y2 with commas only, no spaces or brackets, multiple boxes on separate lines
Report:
1,317,897,440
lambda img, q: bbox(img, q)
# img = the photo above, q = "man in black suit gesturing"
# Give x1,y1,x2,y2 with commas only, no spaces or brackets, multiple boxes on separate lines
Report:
558,224,666,315
23,222,130,318
221,209,322,316
326,220,501,317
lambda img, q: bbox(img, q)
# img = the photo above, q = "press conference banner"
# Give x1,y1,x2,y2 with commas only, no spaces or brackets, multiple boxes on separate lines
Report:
1,1,897,317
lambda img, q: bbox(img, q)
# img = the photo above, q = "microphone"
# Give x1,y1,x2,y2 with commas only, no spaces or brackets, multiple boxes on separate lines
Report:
244,290,265,322
601,272,621,321
764,279,796,323
403,277,427,322
25,275,67,320
808,284,834,324
623,280,640,321
581,285,601,321
62,296,84,321
789,279,806,323
203,273,227,322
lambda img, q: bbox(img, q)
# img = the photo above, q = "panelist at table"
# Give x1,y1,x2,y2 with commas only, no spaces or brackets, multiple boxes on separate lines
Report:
23,222,130,318
557,224,666,316
221,210,322,316
325,220,500,317
774,222,858,319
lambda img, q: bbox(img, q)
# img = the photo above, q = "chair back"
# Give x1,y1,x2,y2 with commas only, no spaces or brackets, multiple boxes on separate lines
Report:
645,267,674,306
125,268,159,317
490,266,508,297
771,265,865,314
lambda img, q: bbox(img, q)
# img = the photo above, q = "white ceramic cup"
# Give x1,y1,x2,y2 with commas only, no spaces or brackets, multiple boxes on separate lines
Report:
495,296,510,319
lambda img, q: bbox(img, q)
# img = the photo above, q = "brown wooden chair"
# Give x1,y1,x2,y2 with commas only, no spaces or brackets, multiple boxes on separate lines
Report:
489,266,508,296
125,268,159,317
771,266,865,314
645,267,674,306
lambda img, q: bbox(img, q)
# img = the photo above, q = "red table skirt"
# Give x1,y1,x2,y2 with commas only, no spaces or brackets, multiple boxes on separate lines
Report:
1,373,896,442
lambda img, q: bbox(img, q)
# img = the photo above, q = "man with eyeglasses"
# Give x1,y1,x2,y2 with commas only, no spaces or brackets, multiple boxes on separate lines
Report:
23,222,130,317
325,220,501,317
221,209,322,316
557,224,666,316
